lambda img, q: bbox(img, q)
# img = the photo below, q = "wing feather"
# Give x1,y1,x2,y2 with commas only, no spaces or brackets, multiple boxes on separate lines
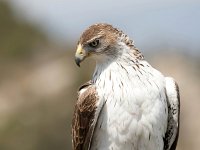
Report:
72,81,98,150
164,77,180,150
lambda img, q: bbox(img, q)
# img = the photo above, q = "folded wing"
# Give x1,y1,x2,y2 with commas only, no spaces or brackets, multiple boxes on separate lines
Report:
164,77,180,150
72,81,99,150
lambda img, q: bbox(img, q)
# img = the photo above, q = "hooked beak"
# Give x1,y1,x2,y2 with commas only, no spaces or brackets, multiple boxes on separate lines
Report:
75,44,88,67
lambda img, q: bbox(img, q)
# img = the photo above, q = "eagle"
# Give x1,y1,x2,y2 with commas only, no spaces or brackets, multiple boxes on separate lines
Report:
72,23,180,150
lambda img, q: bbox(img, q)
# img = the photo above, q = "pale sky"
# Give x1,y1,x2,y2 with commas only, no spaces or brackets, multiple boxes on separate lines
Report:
8,0,200,55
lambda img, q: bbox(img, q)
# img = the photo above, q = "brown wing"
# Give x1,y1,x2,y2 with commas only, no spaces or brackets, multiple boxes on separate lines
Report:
72,81,98,150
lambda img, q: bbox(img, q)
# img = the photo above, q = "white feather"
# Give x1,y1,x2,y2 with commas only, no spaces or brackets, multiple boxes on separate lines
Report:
90,45,169,150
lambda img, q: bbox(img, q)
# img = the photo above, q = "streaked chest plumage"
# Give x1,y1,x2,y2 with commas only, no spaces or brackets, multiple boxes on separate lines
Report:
90,60,168,150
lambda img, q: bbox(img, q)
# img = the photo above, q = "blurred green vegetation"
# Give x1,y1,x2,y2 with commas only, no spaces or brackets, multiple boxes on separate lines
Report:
0,1,74,150
0,1,48,61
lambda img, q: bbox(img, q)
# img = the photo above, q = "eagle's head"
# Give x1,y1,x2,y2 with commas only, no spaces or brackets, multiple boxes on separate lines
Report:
75,23,136,67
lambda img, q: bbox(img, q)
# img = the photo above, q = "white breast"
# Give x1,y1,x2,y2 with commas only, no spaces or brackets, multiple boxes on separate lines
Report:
90,60,168,150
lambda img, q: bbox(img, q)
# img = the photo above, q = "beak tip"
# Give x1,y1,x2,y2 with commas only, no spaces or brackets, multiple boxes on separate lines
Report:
75,57,81,67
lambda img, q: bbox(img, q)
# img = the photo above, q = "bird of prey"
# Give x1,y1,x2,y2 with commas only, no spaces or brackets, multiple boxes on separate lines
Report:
72,23,180,150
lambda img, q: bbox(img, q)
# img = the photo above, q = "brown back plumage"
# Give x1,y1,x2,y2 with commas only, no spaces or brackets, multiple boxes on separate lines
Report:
72,81,98,150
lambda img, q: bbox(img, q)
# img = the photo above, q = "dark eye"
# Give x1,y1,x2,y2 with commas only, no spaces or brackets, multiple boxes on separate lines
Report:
89,39,99,48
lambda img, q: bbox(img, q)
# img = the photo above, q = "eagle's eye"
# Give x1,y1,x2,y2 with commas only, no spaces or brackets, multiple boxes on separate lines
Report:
88,39,99,48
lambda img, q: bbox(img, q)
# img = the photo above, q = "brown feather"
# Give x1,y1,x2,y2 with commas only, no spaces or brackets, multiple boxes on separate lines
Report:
79,23,119,45
72,81,98,150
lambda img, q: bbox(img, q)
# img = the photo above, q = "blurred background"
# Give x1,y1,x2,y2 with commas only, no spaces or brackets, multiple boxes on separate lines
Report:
0,0,199,149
